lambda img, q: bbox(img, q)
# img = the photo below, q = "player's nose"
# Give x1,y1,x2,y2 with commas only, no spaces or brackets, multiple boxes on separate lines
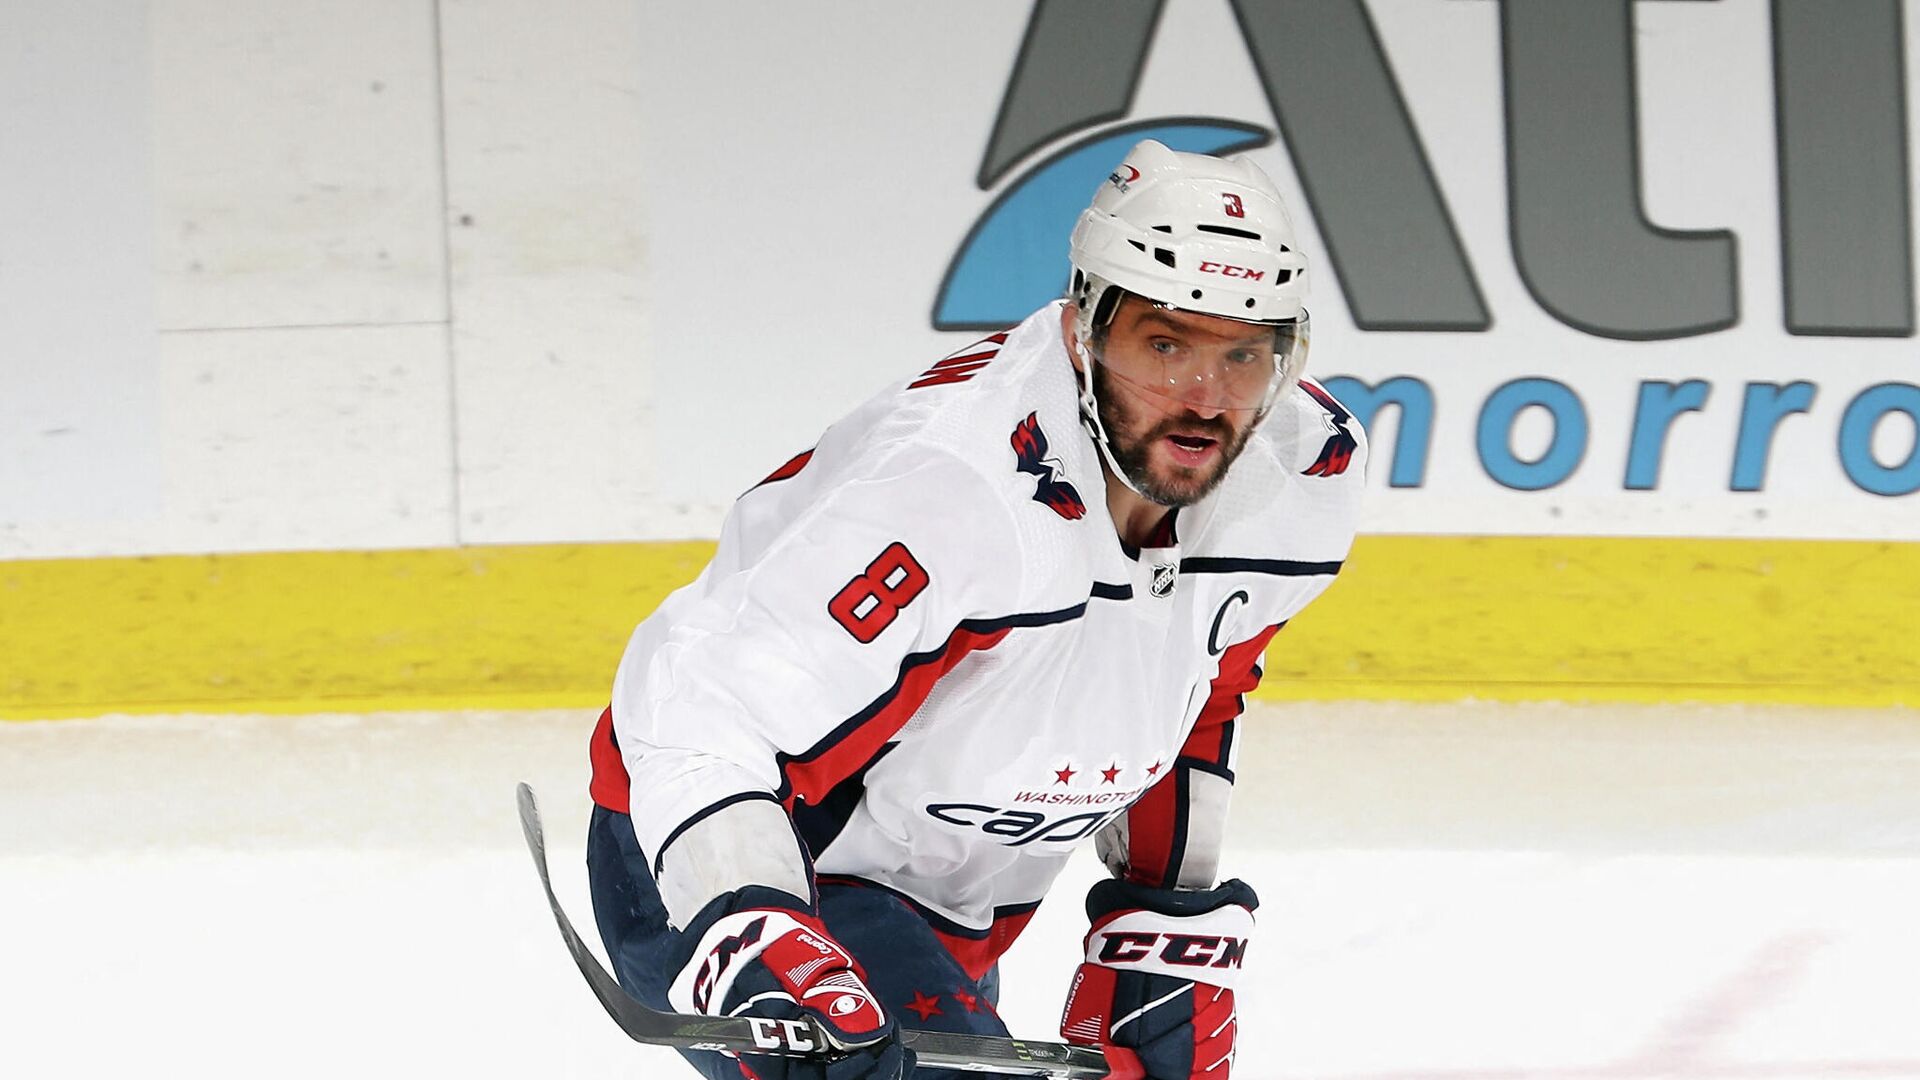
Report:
1169,374,1232,418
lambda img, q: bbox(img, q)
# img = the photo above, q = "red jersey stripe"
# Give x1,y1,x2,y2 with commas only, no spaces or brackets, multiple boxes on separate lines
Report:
1188,623,1281,764
590,604,1086,833
1123,772,1182,888
588,706,630,814
930,907,1039,983
928,348,1001,369
1125,623,1282,885
754,448,815,488
780,623,1014,809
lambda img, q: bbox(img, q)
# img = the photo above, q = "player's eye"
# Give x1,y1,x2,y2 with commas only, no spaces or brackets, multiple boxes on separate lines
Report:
1226,349,1264,366
1148,338,1181,357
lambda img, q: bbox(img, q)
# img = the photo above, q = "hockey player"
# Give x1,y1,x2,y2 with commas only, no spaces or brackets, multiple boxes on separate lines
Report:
585,140,1365,1080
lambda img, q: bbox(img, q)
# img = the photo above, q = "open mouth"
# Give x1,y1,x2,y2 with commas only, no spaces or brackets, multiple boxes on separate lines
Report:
1164,432,1220,465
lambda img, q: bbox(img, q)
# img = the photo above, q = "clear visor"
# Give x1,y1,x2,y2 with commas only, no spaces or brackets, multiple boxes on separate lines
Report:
1088,307,1308,415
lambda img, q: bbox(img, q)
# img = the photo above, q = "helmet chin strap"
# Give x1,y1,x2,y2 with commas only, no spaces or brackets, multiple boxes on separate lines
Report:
1075,335,1287,511
1072,338,1151,501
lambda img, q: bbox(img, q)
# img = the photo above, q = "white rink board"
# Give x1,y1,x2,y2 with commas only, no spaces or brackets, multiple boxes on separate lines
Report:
7,1,1920,559
0,1,161,543
5,703,1918,1079
635,0,1920,542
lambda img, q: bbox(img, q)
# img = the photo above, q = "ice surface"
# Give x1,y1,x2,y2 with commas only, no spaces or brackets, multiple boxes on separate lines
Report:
4,702,1918,1079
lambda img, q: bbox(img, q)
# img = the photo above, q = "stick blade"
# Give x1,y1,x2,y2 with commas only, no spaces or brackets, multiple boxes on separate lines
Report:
514,781,546,873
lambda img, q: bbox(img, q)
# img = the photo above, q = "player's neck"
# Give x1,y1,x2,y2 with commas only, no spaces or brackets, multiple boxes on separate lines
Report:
1103,471,1176,549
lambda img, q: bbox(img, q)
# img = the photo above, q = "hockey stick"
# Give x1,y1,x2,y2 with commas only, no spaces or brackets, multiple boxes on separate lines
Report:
515,783,1110,1078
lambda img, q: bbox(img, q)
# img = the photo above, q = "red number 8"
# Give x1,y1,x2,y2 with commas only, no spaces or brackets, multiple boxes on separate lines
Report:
828,542,929,643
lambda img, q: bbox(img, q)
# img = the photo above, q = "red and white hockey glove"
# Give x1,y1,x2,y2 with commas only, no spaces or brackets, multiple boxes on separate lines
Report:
667,886,911,1080
1059,878,1258,1080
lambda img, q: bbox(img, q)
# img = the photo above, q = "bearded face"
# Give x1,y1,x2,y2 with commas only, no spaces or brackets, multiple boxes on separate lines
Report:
1091,360,1258,506
1083,298,1274,506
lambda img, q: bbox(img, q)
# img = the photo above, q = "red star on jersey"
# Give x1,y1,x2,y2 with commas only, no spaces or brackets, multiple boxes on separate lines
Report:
1100,763,1121,784
1054,763,1076,785
1145,760,1163,778
905,991,942,1021
952,990,980,1013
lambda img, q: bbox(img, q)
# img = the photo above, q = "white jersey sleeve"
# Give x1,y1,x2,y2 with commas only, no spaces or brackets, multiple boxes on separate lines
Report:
609,437,1024,925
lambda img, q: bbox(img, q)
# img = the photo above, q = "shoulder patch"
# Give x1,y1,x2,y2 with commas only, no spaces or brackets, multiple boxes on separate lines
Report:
1299,380,1359,478
1010,412,1086,520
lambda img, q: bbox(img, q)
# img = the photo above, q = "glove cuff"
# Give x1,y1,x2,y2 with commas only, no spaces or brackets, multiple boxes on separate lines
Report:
1085,876,1259,922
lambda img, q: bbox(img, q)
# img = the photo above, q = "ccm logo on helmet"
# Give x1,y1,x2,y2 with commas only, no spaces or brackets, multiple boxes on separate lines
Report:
1198,261,1266,281
1096,931,1249,969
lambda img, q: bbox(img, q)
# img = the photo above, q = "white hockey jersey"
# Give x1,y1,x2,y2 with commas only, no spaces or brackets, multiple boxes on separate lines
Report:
590,301,1366,979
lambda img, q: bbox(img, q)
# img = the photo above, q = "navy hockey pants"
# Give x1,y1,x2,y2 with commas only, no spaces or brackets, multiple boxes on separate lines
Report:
586,806,1021,1080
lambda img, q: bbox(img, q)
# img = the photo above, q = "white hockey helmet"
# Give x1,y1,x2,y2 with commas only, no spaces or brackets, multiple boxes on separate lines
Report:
1067,139,1311,413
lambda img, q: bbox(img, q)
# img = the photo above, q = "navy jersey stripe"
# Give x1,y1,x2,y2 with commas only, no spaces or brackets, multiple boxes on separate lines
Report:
651,790,784,876
774,601,1096,805
1174,756,1235,784
1161,767,1193,887
791,742,899,859
1179,556,1344,576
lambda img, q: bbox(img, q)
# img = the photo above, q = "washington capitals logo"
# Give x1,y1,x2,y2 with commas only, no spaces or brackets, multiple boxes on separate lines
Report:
1011,412,1086,520
1300,380,1359,478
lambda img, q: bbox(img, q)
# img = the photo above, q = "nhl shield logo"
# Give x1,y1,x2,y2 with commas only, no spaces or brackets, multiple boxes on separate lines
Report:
1150,562,1177,598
